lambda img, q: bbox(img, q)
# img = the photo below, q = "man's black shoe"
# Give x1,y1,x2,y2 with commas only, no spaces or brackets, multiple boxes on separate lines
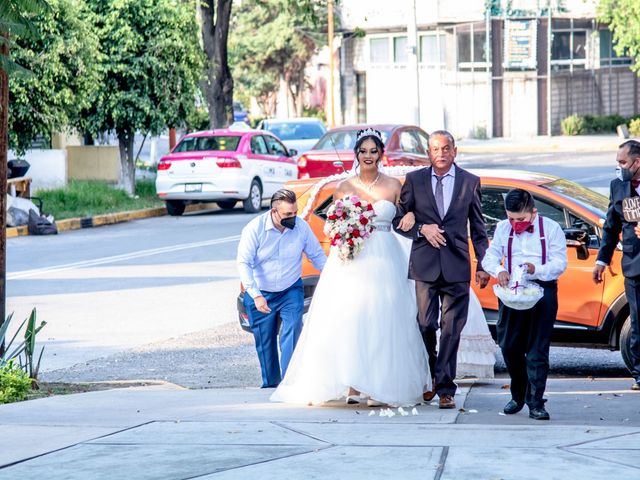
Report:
503,399,524,415
529,407,550,420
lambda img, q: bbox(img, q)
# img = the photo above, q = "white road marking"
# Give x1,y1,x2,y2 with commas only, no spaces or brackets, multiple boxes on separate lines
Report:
8,235,241,280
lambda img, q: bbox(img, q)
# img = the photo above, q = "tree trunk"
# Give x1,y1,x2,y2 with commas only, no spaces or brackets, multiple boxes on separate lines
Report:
0,32,9,354
199,0,234,129
296,75,305,117
117,130,135,196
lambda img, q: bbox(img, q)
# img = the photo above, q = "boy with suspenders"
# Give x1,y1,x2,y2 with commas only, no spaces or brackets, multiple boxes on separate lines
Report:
482,189,568,420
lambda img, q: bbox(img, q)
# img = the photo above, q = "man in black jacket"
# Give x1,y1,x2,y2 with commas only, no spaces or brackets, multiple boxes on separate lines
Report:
593,139,640,391
393,130,490,409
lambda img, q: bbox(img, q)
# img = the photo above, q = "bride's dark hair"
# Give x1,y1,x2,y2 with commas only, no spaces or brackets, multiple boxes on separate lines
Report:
353,129,385,162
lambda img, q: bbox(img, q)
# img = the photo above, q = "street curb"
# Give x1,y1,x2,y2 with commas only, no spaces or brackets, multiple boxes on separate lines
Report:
6,202,220,238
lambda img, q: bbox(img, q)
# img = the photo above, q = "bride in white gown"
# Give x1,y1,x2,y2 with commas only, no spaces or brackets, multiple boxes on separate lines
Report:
271,130,432,407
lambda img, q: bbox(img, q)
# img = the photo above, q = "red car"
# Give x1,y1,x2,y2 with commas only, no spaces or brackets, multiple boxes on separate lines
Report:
296,124,431,179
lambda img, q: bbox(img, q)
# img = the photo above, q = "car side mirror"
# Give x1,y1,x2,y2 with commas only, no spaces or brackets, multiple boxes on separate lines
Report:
288,148,298,157
333,160,345,172
564,228,590,260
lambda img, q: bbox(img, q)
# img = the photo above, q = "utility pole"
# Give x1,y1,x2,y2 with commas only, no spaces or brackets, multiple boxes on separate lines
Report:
547,1,552,136
407,0,421,126
328,0,335,128
0,32,8,355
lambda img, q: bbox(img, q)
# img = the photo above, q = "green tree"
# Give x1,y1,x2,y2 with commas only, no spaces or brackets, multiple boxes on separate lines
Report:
8,0,101,155
598,0,640,74
0,0,51,355
87,0,203,195
230,0,330,117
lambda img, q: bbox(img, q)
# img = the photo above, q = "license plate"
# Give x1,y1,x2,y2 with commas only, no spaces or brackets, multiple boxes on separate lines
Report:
185,183,202,193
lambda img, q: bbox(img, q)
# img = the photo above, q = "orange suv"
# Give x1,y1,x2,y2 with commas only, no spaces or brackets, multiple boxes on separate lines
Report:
237,168,633,371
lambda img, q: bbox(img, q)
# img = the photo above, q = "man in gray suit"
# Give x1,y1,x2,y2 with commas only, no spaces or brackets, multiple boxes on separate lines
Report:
593,139,640,391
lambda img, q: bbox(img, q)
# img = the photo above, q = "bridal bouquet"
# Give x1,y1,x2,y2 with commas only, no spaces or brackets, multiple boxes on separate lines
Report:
324,195,376,262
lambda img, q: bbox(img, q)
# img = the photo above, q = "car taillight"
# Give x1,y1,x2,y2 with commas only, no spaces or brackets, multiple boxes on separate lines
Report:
217,158,242,168
298,155,308,168
157,160,171,171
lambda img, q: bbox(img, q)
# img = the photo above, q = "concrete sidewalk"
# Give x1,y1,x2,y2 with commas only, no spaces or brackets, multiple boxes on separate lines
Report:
458,134,623,154
1,378,638,479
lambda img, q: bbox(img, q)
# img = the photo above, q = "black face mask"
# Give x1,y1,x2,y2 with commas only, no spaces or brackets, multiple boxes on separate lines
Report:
278,214,296,230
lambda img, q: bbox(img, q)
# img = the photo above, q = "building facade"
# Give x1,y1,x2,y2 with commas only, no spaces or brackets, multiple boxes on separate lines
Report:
337,0,638,137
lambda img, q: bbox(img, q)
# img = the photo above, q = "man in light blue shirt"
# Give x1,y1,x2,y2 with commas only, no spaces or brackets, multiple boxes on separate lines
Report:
237,189,326,388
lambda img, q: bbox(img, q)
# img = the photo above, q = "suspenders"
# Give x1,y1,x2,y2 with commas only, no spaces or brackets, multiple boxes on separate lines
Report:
507,215,546,274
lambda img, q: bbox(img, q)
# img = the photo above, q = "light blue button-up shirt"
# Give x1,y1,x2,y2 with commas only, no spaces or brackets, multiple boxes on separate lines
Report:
237,211,327,299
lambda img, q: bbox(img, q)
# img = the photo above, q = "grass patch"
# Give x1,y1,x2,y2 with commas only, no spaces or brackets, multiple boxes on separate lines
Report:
35,180,163,220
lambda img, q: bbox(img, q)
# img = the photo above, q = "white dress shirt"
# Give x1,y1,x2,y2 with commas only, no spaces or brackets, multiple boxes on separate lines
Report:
482,215,568,282
431,164,456,216
237,211,327,299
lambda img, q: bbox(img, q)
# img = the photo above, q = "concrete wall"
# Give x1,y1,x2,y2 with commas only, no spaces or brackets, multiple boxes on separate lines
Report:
502,73,540,137
67,146,120,182
8,149,68,192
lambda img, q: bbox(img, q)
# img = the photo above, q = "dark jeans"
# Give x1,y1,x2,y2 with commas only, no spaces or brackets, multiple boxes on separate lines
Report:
623,276,640,381
416,278,470,396
496,281,558,409
244,279,304,388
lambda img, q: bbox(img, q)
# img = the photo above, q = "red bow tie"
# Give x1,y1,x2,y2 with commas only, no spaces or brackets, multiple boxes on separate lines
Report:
524,224,534,233
632,179,640,189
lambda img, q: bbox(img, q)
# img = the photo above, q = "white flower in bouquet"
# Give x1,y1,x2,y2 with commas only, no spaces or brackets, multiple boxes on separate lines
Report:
323,195,376,262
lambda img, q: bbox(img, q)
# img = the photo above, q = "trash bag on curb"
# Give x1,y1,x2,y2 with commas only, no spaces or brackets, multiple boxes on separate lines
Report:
27,209,57,235
7,206,29,227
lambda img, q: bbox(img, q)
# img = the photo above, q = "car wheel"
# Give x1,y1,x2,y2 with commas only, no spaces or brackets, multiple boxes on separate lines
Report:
217,200,237,210
620,316,634,372
166,200,186,216
243,179,262,213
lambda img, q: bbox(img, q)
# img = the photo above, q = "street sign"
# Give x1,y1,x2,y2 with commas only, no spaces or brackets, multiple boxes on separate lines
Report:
504,19,537,70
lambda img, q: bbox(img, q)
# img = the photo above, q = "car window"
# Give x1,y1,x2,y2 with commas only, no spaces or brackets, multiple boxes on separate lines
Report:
173,135,241,152
264,135,288,156
399,130,423,154
481,188,508,238
482,188,568,237
314,129,391,151
313,194,334,220
567,212,600,248
250,135,269,155
267,122,326,141
416,130,430,152
533,197,567,227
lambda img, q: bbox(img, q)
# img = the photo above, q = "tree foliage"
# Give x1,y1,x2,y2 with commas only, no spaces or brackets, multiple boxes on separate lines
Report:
86,0,204,194
598,0,640,74
230,0,330,116
8,0,100,155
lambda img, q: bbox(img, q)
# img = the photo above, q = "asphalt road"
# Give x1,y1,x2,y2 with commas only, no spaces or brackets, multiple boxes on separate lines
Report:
6,150,631,382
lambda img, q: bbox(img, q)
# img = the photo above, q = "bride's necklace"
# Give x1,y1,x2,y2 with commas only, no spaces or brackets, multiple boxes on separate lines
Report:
357,172,380,192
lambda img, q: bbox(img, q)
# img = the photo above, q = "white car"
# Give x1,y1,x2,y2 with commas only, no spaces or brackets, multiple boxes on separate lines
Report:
155,128,298,215
258,118,327,155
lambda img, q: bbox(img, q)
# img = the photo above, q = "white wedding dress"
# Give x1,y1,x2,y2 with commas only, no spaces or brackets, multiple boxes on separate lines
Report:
271,200,432,406
394,229,497,380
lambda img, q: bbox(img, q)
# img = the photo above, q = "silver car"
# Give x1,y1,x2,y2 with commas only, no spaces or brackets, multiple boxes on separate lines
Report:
258,118,327,155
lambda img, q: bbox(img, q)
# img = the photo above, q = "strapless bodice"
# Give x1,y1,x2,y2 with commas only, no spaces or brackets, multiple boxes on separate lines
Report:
372,200,396,231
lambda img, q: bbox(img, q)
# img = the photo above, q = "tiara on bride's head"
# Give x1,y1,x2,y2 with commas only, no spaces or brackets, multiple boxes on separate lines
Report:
356,128,382,142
